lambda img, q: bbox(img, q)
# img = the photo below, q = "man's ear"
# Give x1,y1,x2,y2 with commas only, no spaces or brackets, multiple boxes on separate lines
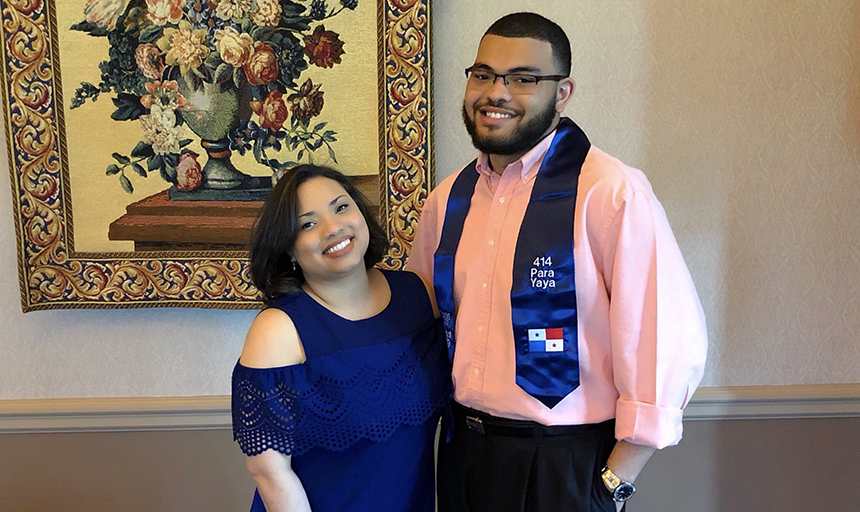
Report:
555,77,575,112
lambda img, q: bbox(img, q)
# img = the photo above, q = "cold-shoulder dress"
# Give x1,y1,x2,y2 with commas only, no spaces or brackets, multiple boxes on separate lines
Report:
232,270,451,512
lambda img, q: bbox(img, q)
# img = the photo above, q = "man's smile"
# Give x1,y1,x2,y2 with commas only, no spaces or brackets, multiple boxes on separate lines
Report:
476,105,520,127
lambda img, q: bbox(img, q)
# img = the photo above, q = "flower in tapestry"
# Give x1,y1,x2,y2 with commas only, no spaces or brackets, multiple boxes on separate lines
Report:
70,0,362,195
56,0,379,253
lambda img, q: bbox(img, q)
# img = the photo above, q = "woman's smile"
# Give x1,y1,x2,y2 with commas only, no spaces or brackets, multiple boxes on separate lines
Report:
323,237,354,255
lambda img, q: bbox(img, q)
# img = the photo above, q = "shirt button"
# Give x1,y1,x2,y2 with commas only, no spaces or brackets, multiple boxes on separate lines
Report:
473,368,481,376
477,325,484,333
488,239,495,246
482,283,487,290
499,197,506,204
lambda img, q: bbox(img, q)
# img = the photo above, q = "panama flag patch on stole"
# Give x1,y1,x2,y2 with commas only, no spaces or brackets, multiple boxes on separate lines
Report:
528,328,564,353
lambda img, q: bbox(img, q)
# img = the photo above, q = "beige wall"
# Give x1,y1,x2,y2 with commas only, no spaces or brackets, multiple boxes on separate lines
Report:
1,0,858,400
635,417,860,511
432,0,860,387
1,0,860,510
2,418,858,512
0,429,255,512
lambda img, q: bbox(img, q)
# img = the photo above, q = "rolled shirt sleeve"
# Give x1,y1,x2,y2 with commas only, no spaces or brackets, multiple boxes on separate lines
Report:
600,184,708,449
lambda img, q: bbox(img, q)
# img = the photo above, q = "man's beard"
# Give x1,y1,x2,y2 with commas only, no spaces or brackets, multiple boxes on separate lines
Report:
462,98,556,156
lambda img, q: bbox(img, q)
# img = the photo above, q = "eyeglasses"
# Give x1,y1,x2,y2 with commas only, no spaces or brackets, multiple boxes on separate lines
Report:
464,66,567,94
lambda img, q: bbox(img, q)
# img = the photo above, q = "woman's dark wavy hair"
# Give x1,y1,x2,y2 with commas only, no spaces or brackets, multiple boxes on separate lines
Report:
250,164,389,304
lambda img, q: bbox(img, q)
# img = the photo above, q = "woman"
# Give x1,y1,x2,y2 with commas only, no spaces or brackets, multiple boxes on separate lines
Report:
232,165,450,512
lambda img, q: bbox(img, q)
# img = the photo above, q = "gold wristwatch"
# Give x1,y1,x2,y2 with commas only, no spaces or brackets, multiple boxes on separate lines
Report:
600,466,636,502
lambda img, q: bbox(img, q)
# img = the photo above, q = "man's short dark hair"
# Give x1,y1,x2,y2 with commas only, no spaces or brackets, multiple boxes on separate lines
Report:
249,164,389,303
484,12,571,76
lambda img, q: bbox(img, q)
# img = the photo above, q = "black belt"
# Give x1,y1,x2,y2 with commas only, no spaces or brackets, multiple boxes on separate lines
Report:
451,401,613,440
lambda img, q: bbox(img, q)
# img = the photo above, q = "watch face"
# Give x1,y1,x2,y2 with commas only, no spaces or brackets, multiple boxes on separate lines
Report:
613,482,636,502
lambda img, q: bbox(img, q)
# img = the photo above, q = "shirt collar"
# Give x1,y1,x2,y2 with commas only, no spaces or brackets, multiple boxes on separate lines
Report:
474,128,558,182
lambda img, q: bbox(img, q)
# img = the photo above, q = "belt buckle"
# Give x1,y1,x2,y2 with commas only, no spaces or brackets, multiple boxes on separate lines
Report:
465,415,485,434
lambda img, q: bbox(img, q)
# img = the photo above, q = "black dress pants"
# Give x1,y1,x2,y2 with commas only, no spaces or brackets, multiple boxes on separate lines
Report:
437,402,619,512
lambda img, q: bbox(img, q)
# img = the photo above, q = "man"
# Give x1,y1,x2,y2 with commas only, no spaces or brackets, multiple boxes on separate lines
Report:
407,12,708,512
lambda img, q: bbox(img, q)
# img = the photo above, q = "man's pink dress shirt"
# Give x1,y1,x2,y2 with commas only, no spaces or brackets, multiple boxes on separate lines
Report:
407,131,707,449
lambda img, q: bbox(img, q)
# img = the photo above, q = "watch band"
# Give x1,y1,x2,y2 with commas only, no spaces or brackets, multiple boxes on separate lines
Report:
600,466,636,502
601,465,622,489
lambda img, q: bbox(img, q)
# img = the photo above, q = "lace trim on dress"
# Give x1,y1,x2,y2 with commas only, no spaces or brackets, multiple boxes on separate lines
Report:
231,321,451,457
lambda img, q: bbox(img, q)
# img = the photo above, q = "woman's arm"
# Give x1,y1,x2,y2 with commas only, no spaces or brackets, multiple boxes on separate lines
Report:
239,308,311,511
246,450,311,512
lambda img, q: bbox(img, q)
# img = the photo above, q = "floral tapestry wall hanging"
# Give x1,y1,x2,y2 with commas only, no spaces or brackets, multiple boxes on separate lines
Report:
2,0,432,311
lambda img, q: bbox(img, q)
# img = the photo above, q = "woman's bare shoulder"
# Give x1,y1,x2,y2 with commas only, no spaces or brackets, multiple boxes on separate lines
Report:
239,308,306,368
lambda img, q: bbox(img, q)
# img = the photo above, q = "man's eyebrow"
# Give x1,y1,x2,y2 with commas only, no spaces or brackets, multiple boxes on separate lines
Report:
470,62,494,70
506,65,543,74
470,62,543,74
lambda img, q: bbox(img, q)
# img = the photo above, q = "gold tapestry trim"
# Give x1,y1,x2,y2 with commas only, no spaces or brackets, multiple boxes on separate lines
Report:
1,0,432,311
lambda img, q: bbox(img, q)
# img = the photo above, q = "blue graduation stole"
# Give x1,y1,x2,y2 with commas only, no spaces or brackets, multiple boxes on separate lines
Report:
433,118,590,408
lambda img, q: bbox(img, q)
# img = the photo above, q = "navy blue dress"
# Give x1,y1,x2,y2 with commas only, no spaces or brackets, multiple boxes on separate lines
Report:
232,270,451,512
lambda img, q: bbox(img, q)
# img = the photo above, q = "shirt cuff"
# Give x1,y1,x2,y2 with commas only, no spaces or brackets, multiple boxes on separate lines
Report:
614,399,685,449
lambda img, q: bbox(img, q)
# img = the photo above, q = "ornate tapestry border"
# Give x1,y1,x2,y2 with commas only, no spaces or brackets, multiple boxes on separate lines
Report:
1,0,432,311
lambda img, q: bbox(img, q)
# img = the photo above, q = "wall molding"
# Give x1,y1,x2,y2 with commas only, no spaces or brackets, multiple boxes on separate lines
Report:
682,384,860,421
1,384,858,433
0,396,231,433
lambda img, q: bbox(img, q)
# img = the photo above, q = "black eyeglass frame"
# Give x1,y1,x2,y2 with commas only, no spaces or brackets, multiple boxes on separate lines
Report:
464,66,568,88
